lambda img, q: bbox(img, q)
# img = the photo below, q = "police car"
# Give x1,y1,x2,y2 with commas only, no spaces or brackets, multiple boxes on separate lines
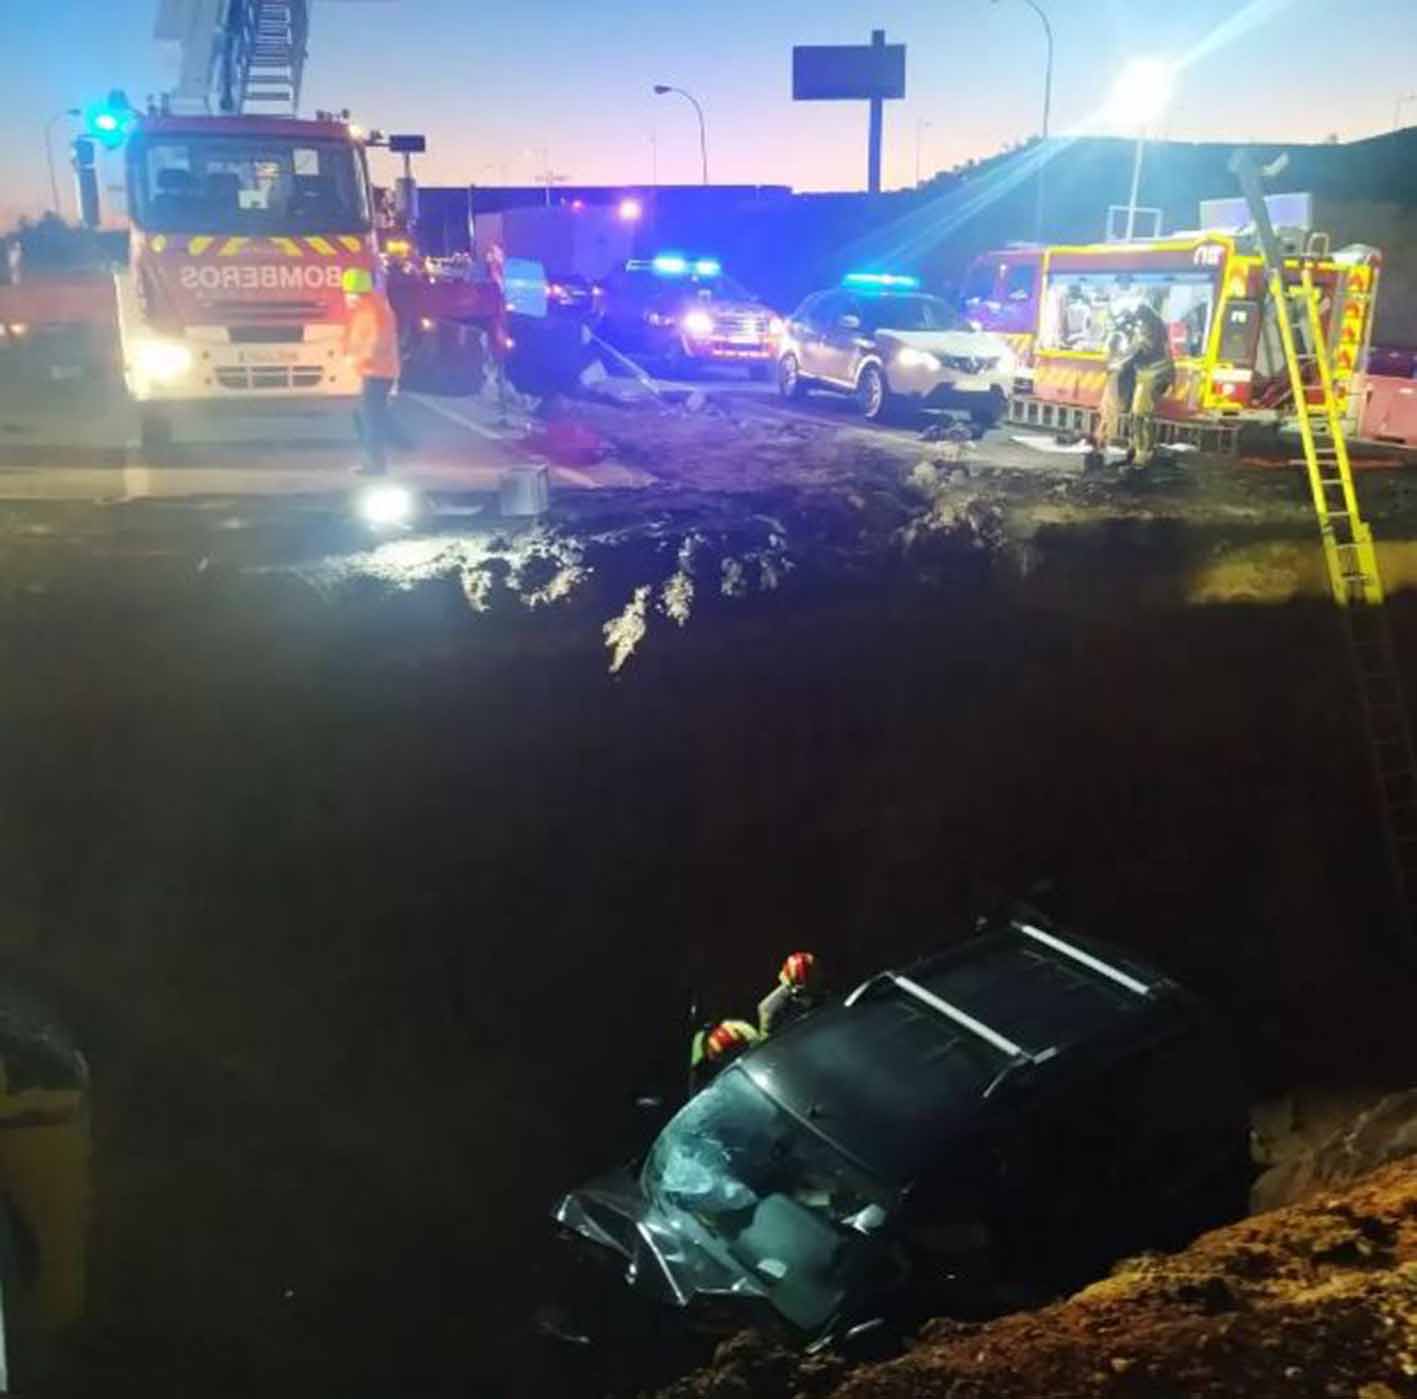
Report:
777,274,1016,425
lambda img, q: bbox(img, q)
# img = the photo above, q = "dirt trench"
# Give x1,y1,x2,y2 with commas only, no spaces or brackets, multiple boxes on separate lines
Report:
0,478,1416,1395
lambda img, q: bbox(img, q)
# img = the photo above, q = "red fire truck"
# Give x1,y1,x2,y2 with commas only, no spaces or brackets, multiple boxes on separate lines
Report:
116,110,380,447
6,0,503,448
964,231,1380,438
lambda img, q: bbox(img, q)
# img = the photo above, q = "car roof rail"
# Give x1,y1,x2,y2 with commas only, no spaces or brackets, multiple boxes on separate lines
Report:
1014,921,1155,997
847,970,1044,1061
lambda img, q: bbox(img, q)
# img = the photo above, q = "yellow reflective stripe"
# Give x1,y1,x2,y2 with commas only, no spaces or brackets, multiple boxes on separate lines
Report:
218,237,248,256
150,235,167,253
188,236,214,255
339,235,363,253
306,236,336,256
272,237,303,257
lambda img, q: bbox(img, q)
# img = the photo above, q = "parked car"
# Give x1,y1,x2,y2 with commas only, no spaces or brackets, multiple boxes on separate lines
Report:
778,275,1016,425
547,273,598,318
594,255,783,378
553,918,1248,1348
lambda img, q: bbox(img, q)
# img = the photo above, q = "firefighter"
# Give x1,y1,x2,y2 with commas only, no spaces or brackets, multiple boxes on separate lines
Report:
688,1020,759,1096
341,266,400,477
757,951,824,1037
1125,297,1175,468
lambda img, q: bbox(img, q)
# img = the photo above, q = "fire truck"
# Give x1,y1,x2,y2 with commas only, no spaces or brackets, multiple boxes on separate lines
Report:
70,1,501,448
963,228,1381,441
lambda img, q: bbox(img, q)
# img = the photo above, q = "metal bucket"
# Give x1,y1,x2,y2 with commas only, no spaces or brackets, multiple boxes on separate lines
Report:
499,465,550,517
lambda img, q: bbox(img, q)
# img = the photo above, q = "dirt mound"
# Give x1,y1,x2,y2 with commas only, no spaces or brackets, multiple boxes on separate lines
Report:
649,1159,1417,1399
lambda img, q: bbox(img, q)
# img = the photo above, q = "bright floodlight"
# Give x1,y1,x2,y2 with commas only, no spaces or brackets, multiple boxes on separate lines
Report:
1107,59,1174,126
618,197,643,222
358,482,415,527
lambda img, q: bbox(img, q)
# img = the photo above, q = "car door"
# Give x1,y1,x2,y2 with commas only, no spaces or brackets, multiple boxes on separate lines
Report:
815,294,867,386
791,292,834,380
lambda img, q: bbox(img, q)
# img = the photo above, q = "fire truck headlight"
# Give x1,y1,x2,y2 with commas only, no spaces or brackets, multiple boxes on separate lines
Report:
357,481,417,528
768,316,785,338
683,310,714,338
135,339,193,382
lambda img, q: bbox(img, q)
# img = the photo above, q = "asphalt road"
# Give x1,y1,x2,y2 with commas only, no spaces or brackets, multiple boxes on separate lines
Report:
0,340,985,505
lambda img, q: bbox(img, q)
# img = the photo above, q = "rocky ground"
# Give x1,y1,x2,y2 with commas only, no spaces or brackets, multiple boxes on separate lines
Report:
647,1098,1417,1399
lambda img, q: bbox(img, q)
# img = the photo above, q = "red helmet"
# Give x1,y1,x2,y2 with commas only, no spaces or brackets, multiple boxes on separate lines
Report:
705,1020,759,1062
779,951,820,992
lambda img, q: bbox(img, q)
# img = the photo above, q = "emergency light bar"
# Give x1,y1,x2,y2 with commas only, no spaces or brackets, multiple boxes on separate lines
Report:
627,255,728,278
843,272,919,290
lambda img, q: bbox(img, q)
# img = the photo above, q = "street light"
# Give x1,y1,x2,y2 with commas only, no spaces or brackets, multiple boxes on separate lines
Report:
1107,58,1175,241
915,118,933,187
992,0,1053,240
44,108,81,217
652,85,708,185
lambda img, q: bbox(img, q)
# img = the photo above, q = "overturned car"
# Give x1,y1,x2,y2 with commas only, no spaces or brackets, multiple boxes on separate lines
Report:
553,920,1249,1345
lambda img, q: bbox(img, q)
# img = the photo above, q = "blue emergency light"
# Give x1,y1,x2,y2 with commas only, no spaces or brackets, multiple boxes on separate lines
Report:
84,91,135,150
651,254,689,276
843,272,920,290
693,258,721,276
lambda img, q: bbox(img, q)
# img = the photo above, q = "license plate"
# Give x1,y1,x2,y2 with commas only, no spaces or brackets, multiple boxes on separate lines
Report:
238,348,300,365
951,374,991,392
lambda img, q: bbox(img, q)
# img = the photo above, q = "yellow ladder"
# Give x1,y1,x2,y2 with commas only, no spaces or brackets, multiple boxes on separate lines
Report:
1270,261,1417,928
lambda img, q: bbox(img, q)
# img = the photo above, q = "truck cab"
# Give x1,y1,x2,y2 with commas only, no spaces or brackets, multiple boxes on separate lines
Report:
117,113,376,447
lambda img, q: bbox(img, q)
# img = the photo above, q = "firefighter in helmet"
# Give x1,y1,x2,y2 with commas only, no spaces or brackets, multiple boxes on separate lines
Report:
757,951,824,1037
688,1020,759,1096
1091,294,1174,470
1123,295,1175,467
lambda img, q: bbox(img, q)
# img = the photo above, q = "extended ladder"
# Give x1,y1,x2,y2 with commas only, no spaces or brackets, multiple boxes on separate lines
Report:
1233,151,1417,938
222,0,309,114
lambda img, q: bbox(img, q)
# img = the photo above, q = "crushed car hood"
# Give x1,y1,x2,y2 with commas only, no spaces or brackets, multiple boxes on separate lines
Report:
553,1166,772,1311
878,328,1012,361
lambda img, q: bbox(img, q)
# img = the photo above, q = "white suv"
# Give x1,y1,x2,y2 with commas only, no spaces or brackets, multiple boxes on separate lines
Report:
778,281,1015,426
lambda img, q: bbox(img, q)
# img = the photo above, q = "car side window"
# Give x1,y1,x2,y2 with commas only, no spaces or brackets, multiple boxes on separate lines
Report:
811,292,846,329
793,293,825,330
1003,262,1037,303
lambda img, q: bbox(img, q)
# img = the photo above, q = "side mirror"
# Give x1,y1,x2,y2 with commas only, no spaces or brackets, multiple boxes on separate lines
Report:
838,314,861,331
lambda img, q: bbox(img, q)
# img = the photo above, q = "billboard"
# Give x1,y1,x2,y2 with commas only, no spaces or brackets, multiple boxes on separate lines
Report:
792,44,906,102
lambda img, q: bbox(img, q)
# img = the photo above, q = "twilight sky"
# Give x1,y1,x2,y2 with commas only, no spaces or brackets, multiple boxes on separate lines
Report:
7,0,1417,226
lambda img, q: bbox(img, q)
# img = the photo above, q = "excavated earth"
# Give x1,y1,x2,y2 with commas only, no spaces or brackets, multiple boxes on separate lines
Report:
649,1098,1417,1399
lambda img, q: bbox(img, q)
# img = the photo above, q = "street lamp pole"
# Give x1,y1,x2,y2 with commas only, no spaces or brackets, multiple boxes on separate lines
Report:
653,85,708,184
1124,133,1147,241
993,0,1052,240
45,108,81,217
1108,59,1174,243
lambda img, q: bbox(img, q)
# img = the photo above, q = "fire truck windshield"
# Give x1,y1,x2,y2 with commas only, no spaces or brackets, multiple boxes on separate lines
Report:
131,135,371,236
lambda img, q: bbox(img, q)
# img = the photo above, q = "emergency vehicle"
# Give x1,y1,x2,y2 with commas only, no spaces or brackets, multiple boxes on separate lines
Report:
117,109,378,447
26,0,503,447
964,231,1380,437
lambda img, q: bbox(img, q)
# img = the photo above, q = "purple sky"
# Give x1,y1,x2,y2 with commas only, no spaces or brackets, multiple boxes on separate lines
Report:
7,0,1417,227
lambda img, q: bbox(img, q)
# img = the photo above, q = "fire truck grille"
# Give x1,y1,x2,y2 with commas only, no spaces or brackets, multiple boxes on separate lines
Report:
216,367,324,391
207,300,325,321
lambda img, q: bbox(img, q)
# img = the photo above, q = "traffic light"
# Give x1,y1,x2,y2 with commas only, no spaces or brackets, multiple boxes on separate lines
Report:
84,90,134,150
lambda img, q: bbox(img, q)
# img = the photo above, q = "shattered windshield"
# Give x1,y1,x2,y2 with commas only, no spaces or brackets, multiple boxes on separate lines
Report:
864,295,967,333
643,1067,891,1235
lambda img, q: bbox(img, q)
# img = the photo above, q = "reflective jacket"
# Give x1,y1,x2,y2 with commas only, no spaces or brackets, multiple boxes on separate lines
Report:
343,292,400,380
